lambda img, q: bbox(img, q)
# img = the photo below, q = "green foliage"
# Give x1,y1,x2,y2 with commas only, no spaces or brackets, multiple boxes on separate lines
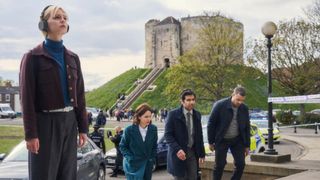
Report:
276,111,296,125
164,14,244,105
248,19,320,95
86,65,320,115
304,113,320,124
85,68,150,109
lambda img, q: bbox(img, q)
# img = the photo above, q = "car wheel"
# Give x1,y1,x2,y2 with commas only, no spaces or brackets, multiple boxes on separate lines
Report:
97,165,105,180
152,160,157,172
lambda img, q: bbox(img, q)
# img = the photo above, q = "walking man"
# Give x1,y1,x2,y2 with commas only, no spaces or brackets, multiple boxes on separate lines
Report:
165,89,205,180
207,86,250,180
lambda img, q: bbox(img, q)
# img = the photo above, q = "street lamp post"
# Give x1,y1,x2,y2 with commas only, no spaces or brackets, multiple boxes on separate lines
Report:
262,21,278,155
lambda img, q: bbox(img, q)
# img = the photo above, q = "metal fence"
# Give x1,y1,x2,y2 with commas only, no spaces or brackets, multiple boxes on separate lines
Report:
278,122,320,134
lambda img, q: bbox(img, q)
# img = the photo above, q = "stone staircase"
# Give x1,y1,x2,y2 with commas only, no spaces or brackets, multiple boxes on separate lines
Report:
119,66,165,110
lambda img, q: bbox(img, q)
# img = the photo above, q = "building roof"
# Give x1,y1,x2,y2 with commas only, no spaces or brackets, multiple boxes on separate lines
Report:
156,16,180,26
146,19,160,24
0,86,19,94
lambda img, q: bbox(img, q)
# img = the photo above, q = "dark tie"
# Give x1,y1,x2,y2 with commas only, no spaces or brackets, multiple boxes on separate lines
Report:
186,112,193,147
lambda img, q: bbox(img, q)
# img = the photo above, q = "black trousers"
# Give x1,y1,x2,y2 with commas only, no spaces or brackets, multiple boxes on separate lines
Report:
213,136,245,180
29,111,78,180
174,147,198,180
113,150,123,174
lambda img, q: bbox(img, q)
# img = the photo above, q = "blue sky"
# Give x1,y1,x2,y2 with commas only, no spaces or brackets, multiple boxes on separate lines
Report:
0,0,314,90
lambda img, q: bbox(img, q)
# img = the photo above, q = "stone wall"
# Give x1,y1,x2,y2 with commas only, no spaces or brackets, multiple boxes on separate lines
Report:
145,15,244,68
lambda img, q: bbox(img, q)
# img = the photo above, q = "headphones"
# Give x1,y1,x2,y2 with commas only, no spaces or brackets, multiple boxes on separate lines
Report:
38,5,69,33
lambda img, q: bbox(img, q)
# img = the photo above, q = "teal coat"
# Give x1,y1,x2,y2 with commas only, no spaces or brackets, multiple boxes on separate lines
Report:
119,124,158,180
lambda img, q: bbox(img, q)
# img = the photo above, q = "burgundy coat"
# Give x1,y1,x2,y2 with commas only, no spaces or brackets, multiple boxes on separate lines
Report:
19,43,88,140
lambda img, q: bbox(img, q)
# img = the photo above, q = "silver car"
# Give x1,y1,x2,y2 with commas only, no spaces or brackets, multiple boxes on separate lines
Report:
0,138,106,180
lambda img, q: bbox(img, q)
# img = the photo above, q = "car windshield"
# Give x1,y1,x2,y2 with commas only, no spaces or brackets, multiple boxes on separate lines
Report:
3,141,28,162
253,121,269,128
4,140,95,163
250,113,268,120
87,107,98,113
1,107,13,111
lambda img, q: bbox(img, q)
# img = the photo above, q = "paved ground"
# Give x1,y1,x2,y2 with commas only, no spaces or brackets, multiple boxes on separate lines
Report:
1,117,319,179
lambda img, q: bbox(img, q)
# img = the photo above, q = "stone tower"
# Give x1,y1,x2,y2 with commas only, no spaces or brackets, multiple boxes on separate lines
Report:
145,15,244,68
145,17,181,68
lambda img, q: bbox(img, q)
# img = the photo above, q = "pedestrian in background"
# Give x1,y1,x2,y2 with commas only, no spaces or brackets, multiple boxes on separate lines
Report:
19,5,87,180
207,86,250,180
165,89,205,180
108,126,124,177
96,110,106,135
119,103,158,180
87,111,93,126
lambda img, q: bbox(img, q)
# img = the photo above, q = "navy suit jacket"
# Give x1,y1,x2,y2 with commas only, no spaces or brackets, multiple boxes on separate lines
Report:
207,97,250,148
165,106,205,177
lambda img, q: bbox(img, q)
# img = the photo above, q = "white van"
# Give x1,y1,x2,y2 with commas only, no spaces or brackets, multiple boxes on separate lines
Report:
0,104,16,119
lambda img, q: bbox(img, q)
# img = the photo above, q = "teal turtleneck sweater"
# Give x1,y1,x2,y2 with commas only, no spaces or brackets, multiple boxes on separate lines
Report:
44,38,70,106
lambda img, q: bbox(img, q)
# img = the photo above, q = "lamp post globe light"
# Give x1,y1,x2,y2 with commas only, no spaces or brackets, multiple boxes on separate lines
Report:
262,21,278,155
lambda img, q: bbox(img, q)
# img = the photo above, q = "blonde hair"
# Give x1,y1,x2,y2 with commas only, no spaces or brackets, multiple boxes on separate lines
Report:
39,5,68,37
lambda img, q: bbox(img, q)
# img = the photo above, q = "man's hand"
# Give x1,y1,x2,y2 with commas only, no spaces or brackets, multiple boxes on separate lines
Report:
78,133,87,147
199,157,205,164
245,147,250,157
176,149,186,160
26,138,39,154
209,144,215,152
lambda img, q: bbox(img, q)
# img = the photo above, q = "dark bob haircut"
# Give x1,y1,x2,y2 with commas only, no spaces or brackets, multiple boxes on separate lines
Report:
133,103,153,125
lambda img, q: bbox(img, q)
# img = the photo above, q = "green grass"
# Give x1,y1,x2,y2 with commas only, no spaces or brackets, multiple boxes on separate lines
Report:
0,125,119,155
85,68,150,110
126,66,320,113
0,126,24,154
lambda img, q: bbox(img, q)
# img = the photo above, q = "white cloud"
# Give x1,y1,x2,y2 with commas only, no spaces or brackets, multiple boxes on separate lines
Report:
81,50,145,90
0,51,145,90
0,0,317,89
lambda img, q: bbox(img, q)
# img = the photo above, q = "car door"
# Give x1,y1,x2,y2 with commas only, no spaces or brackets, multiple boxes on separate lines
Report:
77,142,98,180
157,135,168,166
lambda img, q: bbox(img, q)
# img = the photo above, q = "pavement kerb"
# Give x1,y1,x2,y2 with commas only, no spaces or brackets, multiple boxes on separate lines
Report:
280,135,307,160
201,133,320,179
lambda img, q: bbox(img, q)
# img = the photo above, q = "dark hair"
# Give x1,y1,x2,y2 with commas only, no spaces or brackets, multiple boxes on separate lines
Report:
232,86,246,96
180,89,196,101
133,103,153,125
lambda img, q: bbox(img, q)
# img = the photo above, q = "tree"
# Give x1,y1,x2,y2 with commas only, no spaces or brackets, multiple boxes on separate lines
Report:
165,13,245,105
248,19,320,122
0,77,14,87
304,0,320,24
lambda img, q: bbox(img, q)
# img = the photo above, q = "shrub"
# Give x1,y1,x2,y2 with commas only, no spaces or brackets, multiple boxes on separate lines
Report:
304,113,320,124
276,110,296,125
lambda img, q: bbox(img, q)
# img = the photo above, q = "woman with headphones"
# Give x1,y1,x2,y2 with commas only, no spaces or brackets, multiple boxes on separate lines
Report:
19,5,88,180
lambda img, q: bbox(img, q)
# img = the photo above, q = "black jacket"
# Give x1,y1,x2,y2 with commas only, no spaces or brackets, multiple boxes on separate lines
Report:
110,130,123,155
165,106,205,177
207,97,250,148
89,130,106,153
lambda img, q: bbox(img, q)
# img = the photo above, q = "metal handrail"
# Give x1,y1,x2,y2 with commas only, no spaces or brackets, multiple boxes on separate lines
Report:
278,122,320,134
